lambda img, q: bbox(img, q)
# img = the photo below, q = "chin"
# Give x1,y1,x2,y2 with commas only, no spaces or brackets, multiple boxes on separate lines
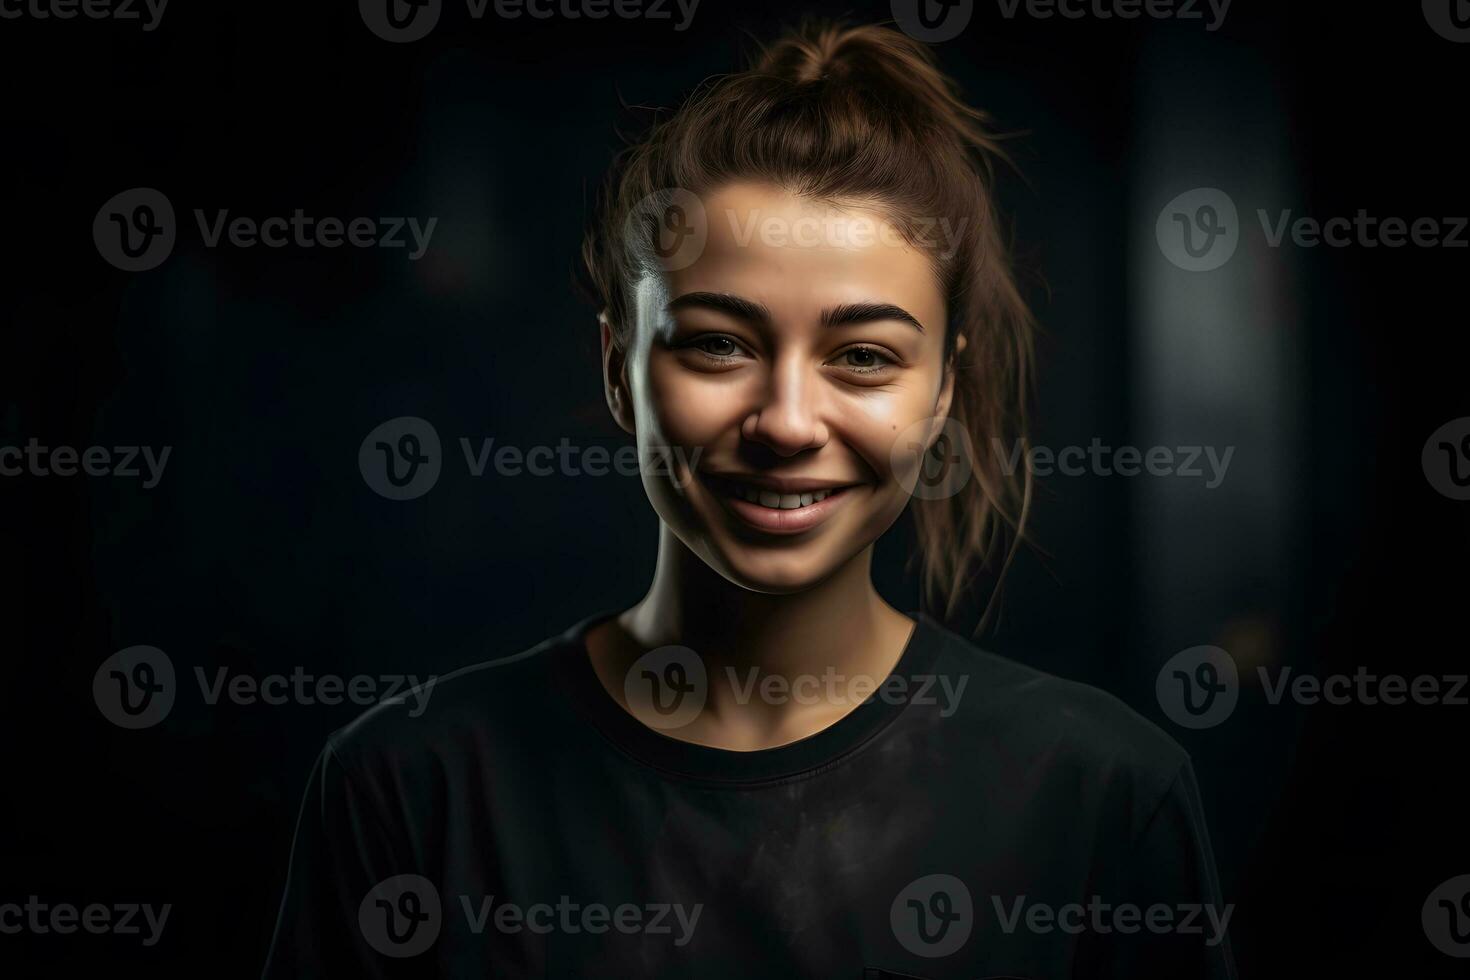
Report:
650,479,906,594
691,532,858,595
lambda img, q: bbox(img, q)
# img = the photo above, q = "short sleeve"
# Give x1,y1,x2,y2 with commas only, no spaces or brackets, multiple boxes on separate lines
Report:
1082,760,1239,980
262,741,411,979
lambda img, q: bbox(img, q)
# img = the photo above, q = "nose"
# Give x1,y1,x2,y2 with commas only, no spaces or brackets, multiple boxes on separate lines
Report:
740,356,830,456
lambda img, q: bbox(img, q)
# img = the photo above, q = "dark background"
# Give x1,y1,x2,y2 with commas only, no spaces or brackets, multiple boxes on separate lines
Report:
2,0,1466,975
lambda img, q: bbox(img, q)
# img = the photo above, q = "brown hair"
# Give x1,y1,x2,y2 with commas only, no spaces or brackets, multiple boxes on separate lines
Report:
581,20,1037,629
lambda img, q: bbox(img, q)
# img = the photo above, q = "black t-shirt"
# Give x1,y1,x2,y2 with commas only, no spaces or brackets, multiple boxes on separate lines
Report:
263,612,1237,979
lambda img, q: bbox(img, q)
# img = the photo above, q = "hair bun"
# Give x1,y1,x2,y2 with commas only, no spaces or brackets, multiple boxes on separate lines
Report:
751,21,996,149
757,21,930,86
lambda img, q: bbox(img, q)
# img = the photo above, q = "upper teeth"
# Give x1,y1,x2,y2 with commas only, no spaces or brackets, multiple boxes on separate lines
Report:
733,484,831,509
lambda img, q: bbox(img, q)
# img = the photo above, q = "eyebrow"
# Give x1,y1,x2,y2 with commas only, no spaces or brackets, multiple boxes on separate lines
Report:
821,302,926,334
666,292,926,334
666,292,772,324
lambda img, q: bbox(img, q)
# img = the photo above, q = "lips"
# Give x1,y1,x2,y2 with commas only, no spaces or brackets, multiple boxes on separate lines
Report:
701,473,859,534
724,483,836,509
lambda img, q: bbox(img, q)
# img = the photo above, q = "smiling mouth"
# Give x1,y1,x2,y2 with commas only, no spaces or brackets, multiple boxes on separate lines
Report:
702,474,852,509
700,473,860,534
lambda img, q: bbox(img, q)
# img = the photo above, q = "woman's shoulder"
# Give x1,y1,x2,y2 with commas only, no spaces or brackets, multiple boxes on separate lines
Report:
320,616,595,770
919,615,1192,789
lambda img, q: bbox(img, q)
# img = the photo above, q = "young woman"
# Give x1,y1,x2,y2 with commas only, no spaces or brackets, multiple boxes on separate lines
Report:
266,21,1235,979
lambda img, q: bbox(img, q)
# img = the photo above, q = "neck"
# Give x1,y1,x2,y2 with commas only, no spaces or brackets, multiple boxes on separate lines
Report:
615,525,914,743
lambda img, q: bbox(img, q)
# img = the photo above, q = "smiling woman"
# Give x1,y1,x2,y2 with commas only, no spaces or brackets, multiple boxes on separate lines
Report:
605,183,966,587
265,19,1236,980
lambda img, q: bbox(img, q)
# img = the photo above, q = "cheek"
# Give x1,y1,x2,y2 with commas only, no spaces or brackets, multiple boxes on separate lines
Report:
638,353,745,448
833,380,949,483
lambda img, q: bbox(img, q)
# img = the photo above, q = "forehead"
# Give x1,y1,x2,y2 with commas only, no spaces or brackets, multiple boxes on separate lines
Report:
658,182,946,328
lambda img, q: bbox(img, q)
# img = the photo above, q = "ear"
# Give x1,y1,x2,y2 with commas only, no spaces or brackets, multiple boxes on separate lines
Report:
933,331,968,426
599,311,636,435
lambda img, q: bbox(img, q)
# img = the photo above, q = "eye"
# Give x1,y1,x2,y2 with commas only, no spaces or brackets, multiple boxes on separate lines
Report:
830,345,897,375
676,332,751,367
694,335,741,358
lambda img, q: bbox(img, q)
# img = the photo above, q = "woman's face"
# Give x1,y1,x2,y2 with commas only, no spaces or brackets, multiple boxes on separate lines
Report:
607,181,956,594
